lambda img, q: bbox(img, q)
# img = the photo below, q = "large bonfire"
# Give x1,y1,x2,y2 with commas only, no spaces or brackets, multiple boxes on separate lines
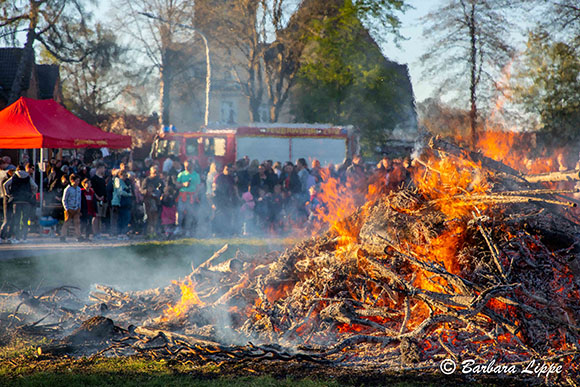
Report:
2,134,580,384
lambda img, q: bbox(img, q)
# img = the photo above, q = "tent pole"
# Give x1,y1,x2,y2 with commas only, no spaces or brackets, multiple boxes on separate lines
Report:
39,147,44,218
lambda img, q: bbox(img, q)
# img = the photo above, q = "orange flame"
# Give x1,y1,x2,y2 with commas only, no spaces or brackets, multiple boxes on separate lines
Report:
162,279,205,321
407,154,489,295
414,154,490,219
312,169,358,231
310,168,369,257
476,130,566,175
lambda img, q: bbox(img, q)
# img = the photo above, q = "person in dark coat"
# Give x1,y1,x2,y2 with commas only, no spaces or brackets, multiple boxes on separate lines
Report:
90,163,107,237
4,164,37,241
0,164,15,243
250,164,272,197
141,165,164,237
278,162,301,219
213,164,238,236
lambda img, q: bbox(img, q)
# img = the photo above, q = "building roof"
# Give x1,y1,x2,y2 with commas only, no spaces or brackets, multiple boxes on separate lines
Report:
0,48,34,99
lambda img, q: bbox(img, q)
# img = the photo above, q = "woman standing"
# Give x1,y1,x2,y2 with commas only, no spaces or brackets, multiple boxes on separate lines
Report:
111,170,133,239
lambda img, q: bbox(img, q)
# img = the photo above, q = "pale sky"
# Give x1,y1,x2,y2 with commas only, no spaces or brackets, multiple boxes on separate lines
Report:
379,0,439,103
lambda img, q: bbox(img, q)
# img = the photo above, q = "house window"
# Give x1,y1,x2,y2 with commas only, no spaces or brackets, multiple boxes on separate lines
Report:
224,68,234,81
220,101,237,124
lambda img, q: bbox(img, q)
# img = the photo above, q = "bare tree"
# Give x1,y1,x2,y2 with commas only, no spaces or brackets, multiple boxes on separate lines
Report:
420,0,516,146
531,0,580,44
114,0,197,126
261,0,304,122
0,0,93,104
548,0,580,32
194,0,312,123
55,24,130,124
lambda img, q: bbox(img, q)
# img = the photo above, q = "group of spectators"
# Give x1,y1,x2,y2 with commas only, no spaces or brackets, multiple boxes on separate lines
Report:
0,151,414,243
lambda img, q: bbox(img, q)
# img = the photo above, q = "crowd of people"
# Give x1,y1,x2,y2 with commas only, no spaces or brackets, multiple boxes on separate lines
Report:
0,151,414,243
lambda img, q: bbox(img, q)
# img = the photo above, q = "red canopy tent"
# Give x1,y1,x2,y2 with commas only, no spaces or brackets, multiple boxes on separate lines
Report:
0,97,131,149
0,97,131,215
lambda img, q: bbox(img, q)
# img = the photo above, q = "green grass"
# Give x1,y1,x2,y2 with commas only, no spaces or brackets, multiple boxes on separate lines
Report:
1,374,333,387
0,355,447,387
0,356,341,387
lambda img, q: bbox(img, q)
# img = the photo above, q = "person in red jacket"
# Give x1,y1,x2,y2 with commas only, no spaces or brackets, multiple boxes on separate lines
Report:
81,178,97,240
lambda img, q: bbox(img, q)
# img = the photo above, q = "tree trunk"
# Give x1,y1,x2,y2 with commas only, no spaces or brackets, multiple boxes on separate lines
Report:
269,73,295,123
9,1,39,104
159,48,173,127
247,54,263,123
248,94,261,122
468,3,478,149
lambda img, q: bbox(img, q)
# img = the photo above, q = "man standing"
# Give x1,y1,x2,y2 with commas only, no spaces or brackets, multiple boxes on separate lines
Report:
4,164,37,242
295,158,312,221
0,159,8,241
176,160,201,237
0,162,15,243
142,165,164,238
346,154,366,180
61,174,82,242
90,163,107,237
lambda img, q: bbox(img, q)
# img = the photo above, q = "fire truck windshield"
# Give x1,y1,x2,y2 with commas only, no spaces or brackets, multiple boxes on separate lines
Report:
155,139,179,158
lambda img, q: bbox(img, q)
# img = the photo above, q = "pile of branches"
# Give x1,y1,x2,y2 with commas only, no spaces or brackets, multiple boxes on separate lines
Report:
2,136,580,385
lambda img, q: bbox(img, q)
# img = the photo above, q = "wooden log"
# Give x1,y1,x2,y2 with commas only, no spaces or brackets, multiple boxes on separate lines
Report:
197,244,229,271
525,169,580,183
496,188,578,196
428,135,525,179
135,326,222,347
95,285,126,299
429,193,577,207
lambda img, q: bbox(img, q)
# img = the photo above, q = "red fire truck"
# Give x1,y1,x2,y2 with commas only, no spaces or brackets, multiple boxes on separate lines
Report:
151,124,359,168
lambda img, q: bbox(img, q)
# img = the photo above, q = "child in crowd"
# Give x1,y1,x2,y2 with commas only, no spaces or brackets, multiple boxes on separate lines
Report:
306,185,324,229
240,190,255,235
81,178,97,240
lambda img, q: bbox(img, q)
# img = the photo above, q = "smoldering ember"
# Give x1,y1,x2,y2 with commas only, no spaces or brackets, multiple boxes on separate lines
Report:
2,135,580,385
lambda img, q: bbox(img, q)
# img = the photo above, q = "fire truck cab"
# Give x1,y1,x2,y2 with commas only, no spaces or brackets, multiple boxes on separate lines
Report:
151,124,359,169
